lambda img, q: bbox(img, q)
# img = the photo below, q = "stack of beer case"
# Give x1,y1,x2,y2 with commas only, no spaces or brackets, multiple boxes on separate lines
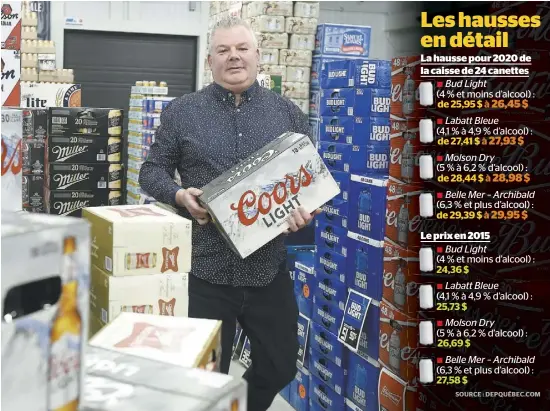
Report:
43,107,125,217
126,81,175,204
22,108,47,213
311,26,394,411
81,203,192,339
1,0,22,108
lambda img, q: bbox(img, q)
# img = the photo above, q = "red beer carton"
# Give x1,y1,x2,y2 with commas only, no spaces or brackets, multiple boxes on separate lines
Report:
383,240,420,315
379,300,419,384
199,132,340,259
1,2,22,50
391,55,426,121
385,182,423,250
389,119,424,184
378,367,417,411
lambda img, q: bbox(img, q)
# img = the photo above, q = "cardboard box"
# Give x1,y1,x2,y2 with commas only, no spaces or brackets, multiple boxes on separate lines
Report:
309,347,346,395
22,173,44,208
345,352,380,410
390,56,424,121
1,108,23,211
48,107,124,137
22,137,45,175
22,107,48,138
198,132,340,259
321,59,391,90
314,24,371,57
20,82,81,108
389,119,423,184
89,312,222,371
45,189,122,217
319,88,391,117
90,265,189,328
46,136,122,164
382,242,420,315
311,56,363,89
1,211,90,411
345,236,385,301
82,204,192,276
318,142,390,175
1,2,22,50
1,49,21,106
385,182,422,250
45,163,123,191
310,374,345,410
319,116,391,145
84,345,247,411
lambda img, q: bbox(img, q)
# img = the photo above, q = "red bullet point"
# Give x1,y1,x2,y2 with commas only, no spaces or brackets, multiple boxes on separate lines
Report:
437,155,443,162
437,284,443,290
437,118,443,125
437,82,443,88
437,358,443,364
437,247,443,253
437,192,443,199
437,320,443,327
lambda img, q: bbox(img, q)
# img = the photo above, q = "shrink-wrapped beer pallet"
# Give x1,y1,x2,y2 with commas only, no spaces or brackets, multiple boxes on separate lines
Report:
199,132,340,259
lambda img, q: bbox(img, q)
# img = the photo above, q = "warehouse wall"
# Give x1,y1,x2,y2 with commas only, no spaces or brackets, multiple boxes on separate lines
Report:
51,1,422,90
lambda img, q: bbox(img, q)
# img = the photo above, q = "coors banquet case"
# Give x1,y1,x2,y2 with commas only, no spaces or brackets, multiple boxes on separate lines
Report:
199,132,340,259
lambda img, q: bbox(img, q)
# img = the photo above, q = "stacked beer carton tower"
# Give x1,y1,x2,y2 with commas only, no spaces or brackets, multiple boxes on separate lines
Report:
125,81,175,205
43,108,124,217
2,1,22,108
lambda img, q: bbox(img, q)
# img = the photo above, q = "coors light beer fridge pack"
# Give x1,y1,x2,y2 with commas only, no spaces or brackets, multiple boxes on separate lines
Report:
199,131,340,259
1,211,90,411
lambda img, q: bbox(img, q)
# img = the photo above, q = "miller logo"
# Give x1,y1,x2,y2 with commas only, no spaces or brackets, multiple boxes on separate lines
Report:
52,145,88,162
160,247,179,273
53,172,89,189
53,200,90,216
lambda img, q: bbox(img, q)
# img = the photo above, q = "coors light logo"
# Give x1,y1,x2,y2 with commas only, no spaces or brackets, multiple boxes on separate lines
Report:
227,149,277,183
230,164,313,227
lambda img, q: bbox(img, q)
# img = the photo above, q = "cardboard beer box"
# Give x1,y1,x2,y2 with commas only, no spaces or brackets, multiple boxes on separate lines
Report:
1,211,90,411
45,189,122,217
1,108,23,211
48,107,124,137
1,2,22,50
46,136,122,164
199,132,340,259
89,312,222,372
84,346,247,411
22,108,48,138
45,163,123,191
82,204,192,276
22,137,45,175
90,265,189,329
1,49,21,106
20,83,82,108
22,173,44,209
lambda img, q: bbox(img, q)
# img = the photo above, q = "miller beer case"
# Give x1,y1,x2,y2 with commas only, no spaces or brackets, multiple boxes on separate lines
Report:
199,132,340,259
1,108,23,211
82,204,192,276
44,188,122,217
45,163,123,190
1,212,90,411
84,346,247,411
90,265,189,335
48,107,124,137
46,136,122,164
89,312,222,371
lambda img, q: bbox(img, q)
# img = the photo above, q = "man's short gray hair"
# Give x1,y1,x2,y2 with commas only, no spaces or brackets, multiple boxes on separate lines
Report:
208,16,258,55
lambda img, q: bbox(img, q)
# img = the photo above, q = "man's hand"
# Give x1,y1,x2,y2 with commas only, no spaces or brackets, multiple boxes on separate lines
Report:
175,188,210,225
284,207,322,234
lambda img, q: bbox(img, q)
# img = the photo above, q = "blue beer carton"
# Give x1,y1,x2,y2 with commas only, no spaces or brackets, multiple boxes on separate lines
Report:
310,374,346,410
310,321,346,367
290,366,311,411
345,236,384,301
314,271,348,309
314,24,372,58
345,352,380,411
330,170,350,202
315,220,348,257
320,88,391,117
312,56,365,89
316,246,347,285
309,117,320,146
319,142,390,175
280,383,291,404
320,116,391,145
295,262,316,318
313,297,345,335
347,174,389,242
319,198,348,229
321,59,391,89
309,347,347,395
310,89,321,118
287,246,315,277
358,299,381,360
319,141,353,173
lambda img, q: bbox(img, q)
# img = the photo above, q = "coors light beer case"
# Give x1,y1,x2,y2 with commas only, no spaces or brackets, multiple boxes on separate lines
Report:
1,212,90,411
84,346,247,411
199,132,340,259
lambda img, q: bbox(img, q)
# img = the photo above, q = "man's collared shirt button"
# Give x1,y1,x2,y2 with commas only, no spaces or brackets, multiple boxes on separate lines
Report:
237,108,240,112
238,133,243,137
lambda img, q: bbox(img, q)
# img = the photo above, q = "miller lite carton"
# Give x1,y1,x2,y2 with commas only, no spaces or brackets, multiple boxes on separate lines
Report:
1,2,22,50
81,204,192,276
89,312,222,372
90,265,189,333
198,132,340,259
321,59,391,90
84,346,247,411
320,116,391,145
1,211,90,411
1,108,23,211
21,83,82,108
379,300,418,384
314,24,371,57
320,88,391,117
383,241,420,315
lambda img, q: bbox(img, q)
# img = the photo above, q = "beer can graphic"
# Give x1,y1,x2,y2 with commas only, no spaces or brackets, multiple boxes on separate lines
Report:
120,304,153,314
125,252,157,270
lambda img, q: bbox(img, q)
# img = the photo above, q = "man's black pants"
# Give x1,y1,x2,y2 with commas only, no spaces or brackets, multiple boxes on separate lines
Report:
188,265,299,411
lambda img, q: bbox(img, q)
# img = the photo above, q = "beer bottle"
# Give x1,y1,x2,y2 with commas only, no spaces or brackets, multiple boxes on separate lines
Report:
49,236,81,411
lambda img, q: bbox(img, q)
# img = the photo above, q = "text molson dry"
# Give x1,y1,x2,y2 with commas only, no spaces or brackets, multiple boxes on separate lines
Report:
199,132,341,259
